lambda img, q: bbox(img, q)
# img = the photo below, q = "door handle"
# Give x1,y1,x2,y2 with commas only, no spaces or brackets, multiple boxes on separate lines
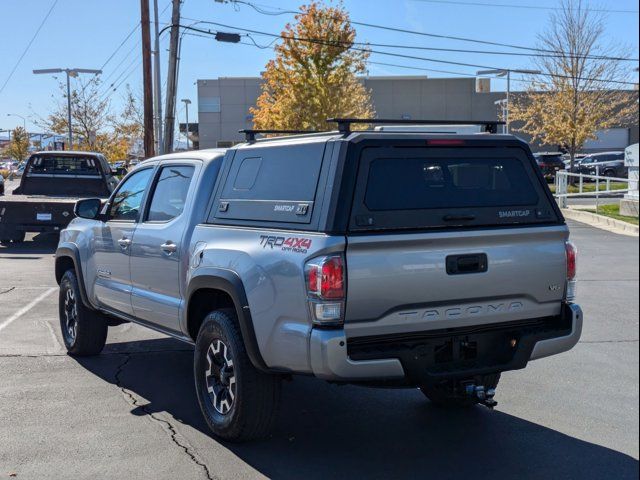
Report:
446,254,488,275
117,237,131,249
161,242,177,254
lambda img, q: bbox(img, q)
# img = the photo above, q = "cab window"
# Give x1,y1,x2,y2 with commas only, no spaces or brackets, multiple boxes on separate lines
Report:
108,168,154,221
146,166,195,222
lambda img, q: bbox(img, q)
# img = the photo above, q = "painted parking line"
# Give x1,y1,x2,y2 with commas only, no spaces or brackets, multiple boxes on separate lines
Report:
0,287,57,334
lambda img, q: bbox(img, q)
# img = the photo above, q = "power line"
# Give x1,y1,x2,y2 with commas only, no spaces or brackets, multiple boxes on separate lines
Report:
0,0,59,96
237,37,538,85
96,1,172,98
99,24,140,71
221,1,638,60
413,0,639,14
100,59,143,102
179,21,639,86
238,29,639,62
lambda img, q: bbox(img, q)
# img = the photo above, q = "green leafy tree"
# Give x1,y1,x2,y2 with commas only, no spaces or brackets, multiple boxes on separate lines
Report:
251,1,375,131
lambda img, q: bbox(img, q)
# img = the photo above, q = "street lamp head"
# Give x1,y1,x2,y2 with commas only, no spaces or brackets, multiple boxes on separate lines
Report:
511,69,542,75
71,68,102,75
181,98,192,104
477,69,507,77
33,68,64,75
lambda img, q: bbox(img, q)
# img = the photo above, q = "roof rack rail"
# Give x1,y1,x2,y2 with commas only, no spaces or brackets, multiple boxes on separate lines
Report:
239,129,326,143
326,118,505,134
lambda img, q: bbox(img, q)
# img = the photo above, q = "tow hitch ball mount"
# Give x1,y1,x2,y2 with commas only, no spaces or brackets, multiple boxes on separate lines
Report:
465,384,498,409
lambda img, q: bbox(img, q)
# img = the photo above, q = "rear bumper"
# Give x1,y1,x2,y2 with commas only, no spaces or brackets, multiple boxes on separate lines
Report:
0,200,75,235
309,303,582,382
529,303,582,360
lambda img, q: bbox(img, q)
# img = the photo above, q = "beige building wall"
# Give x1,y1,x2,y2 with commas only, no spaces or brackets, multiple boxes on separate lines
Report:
197,75,638,152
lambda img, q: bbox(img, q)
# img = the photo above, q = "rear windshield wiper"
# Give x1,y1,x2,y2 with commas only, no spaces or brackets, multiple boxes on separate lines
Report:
442,214,476,222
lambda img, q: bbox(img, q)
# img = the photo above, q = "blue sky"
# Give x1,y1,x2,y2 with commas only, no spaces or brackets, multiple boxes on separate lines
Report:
1,0,638,134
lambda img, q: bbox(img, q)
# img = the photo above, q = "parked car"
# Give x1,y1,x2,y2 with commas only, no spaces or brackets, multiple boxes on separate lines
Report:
55,122,582,441
533,152,566,181
570,151,626,177
0,151,119,243
0,173,4,196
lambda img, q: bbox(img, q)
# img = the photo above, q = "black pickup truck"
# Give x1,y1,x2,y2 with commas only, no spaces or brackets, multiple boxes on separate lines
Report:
0,151,118,244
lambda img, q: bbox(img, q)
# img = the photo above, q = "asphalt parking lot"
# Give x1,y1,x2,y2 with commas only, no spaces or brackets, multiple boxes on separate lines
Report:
0,220,638,480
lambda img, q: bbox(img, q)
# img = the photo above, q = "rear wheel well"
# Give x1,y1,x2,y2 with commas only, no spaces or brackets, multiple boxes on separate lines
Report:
55,256,76,284
187,288,236,341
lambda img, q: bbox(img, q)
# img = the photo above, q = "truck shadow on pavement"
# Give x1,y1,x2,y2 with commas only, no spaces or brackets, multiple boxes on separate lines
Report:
75,338,639,480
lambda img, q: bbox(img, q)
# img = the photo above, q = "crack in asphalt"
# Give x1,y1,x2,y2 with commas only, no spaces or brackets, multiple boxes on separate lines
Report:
0,286,16,294
114,354,215,480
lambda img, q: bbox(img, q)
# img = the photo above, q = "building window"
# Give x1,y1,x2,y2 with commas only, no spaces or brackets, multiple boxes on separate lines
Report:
200,96,221,113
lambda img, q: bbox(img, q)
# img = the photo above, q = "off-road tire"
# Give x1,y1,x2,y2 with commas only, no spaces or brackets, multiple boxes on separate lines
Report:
58,269,108,356
421,374,501,407
194,309,281,442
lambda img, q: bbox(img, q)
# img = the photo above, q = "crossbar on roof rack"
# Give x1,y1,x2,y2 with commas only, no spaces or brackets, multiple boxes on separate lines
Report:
239,129,325,142
326,118,505,134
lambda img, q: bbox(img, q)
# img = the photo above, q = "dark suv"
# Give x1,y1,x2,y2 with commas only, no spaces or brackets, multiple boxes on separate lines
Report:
533,152,566,181
571,152,626,178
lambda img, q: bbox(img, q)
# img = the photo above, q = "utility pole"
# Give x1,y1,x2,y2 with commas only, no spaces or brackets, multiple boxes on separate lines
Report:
163,0,181,154
33,68,101,148
152,0,164,154
181,98,191,150
140,0,155,158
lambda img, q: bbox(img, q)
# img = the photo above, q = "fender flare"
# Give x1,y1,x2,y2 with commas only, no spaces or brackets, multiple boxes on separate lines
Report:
55,245,95,310
187,269,272,373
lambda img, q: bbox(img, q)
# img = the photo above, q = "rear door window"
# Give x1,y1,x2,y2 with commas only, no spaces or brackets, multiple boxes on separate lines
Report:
350,146,559,231
146,166,195,222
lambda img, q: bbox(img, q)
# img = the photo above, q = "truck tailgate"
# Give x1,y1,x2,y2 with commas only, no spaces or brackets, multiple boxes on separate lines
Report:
344,225,568,338
0,197,76,229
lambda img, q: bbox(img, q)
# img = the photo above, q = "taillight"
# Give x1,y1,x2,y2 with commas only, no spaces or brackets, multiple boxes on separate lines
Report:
305,254,345,326
565,241,577,301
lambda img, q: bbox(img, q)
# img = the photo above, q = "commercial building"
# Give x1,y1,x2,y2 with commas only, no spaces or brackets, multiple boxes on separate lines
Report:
196,75,639,151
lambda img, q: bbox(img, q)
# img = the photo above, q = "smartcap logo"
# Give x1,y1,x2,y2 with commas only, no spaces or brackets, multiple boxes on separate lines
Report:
498,210,531,218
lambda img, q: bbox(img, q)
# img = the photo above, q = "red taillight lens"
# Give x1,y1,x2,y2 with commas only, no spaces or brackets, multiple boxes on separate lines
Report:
306,255,345,299
566,241,577,280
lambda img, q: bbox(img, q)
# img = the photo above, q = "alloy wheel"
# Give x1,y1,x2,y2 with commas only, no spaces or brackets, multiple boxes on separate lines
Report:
63,288,78,343
205,339,236,415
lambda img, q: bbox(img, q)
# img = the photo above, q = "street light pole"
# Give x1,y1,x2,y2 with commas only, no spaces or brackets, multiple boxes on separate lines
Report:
477,68,541,134
33,67,102,149
7,113,26,131
181,98,191,150
65,72,73,146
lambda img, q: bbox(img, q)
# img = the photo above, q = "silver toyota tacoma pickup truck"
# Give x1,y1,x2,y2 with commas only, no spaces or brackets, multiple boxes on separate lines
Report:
55,120,582,441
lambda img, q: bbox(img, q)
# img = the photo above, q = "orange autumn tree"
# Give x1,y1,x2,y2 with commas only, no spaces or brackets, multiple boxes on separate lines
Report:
251,1,374,131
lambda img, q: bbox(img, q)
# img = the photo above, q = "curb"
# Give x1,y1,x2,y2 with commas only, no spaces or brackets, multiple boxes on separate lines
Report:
562,208,639,237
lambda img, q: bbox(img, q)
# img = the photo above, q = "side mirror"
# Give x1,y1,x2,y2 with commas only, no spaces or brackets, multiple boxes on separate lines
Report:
74,198,103,220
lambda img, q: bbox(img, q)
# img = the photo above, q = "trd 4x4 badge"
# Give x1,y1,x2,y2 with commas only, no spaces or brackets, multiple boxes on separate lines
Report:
259,235,312,253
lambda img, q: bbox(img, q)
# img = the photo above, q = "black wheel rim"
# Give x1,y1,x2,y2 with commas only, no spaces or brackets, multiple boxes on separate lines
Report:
63,287,78,343
205,339,236,415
